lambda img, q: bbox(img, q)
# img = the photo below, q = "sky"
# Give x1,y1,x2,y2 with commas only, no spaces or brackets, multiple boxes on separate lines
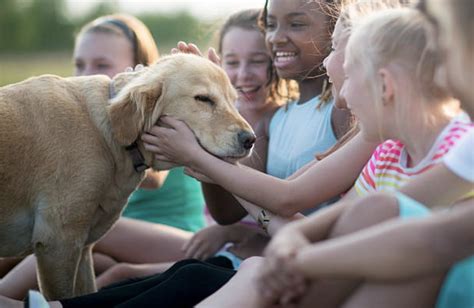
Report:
65,0,264,20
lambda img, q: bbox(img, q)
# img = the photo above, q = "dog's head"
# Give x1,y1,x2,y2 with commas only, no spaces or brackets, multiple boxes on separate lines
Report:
108,53,255,169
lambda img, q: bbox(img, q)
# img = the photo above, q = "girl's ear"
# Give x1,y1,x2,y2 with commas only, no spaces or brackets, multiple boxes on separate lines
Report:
378,68,395,105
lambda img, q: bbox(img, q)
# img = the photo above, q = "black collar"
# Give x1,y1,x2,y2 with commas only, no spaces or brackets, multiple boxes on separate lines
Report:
109,80,149,173
125,142,149,172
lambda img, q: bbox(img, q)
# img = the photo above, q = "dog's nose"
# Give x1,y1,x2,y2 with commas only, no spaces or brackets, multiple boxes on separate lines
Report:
238,130,256,150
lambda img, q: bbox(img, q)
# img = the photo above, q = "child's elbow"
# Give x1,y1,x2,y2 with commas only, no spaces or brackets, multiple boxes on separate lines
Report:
273,198,299,217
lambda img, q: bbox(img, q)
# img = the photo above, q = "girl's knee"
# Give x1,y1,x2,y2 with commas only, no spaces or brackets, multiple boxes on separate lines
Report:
239,256,264,270
332,193,399,238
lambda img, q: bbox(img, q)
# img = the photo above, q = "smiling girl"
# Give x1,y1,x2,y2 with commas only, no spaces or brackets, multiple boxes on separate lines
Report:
143,0,372,226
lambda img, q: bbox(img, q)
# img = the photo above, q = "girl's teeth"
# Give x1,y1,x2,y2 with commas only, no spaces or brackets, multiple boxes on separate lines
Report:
238,86,259,93
275,52,297,63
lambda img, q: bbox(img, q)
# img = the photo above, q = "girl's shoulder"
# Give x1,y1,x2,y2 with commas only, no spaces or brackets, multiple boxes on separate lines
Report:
432,119,473,157
372,139,404,161
444,120,473,136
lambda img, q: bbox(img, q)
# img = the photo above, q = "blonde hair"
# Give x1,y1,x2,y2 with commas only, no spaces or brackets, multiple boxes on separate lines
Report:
346,8,452,140
424,0,474,56
337,0,413,37
76,14,159,66
317,0,411,160
420,0,474,109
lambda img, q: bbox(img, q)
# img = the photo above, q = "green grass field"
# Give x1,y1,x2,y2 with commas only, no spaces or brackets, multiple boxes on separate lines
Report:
0,52,74,87
0,44,201,86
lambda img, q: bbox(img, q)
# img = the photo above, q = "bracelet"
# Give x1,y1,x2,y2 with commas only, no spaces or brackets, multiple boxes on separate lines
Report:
257,209,271,234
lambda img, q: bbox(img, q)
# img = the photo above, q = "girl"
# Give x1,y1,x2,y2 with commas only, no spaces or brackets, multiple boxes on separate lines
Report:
143,0,422,234
193,0,354,232
180,8,288,262
144,0,374,226
157,4,472,308
256,7,471,307
95,8,288,286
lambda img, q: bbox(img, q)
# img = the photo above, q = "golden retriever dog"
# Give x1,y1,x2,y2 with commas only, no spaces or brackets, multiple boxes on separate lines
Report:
0,53,255,300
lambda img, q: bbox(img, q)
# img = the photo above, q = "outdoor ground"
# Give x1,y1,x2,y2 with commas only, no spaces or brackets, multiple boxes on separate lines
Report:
0,44,178,87
0,52,73,87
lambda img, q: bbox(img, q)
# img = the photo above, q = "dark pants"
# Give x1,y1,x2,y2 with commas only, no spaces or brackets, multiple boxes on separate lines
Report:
60,257,236,308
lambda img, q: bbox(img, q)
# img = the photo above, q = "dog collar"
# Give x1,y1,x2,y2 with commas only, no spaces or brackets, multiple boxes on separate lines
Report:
109,80,149,173
125,141,149,173
109,80,116,99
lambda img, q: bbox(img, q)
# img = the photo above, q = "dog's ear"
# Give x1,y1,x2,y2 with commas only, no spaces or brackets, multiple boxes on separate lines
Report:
108,77,164,146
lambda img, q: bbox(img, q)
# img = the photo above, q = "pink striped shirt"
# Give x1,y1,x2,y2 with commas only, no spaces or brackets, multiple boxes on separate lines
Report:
355,119,473,196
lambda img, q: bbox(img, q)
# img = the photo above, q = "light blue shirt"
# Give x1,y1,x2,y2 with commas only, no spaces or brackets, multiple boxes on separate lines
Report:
267,96,337,179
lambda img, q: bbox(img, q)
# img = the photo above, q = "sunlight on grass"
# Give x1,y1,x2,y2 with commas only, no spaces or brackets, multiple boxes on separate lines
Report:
0,52,74,87
0,43,206,87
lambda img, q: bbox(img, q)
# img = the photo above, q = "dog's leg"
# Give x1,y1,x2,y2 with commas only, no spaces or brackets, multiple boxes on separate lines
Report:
73,244,97,296
35,240,82,300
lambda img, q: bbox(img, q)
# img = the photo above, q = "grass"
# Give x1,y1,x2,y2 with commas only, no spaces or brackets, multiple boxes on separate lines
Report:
0,52,74,87
0,43,205,87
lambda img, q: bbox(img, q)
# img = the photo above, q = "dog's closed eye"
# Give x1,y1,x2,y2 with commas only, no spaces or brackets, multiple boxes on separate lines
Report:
194,95,215,106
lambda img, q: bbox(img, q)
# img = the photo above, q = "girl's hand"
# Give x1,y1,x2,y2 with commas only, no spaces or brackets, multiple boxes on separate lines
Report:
182,224,236,260
257,226,310,304
171,41,221,65
142,116,203,167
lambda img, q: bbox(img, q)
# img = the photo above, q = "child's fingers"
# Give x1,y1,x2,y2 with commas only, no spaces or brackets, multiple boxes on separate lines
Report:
154,154,172,162
142,142,161,154
157,115,181,127
144,125,173,138
176,41,189,52
188,43,203,56
193,245,211,260
181,234,196,251
207,47,221,65
134,64,144,71
259,269,285,300
184,238,202,259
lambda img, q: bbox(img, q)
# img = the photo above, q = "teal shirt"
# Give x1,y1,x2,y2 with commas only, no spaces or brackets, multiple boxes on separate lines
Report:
123,167,205,232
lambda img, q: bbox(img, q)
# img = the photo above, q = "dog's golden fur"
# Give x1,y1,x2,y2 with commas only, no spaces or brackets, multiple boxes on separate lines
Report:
0,53,254,300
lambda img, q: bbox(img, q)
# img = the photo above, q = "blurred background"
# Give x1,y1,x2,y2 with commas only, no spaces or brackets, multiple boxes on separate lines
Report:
0,0,261,86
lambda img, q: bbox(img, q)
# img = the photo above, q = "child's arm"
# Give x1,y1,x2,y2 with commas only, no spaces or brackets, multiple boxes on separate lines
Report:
294,198,474,281
182,223,260,260
233,195,304,236
200,112,271,224
138,169,169,189
143,118,377,217
400,163,473,208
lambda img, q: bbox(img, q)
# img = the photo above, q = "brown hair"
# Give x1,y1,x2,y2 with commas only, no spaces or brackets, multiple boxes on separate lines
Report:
217,9,297,105
76,14,159,66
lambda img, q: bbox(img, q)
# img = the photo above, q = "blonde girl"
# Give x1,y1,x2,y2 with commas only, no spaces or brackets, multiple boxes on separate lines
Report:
257,7,470,307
